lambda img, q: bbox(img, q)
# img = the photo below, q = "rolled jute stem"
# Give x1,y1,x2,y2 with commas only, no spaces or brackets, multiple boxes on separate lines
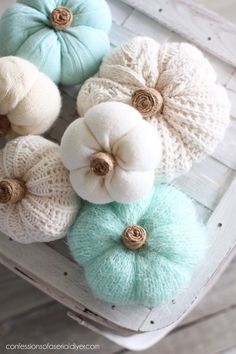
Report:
132,87,163,118
0,179,26,204
122,225,147,250
90,152,115,177
0,115,10,137
51,6,73,31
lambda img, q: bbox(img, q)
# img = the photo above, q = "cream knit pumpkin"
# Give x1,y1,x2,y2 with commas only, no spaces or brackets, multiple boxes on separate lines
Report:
0,56,61,138
77,37,231,180
61,102,162,204
0,136,80,243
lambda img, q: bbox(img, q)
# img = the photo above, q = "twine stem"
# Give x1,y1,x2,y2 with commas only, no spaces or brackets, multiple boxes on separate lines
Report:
51,7,73,31
90,152,115,177
0,179,26,204
123,225,147,250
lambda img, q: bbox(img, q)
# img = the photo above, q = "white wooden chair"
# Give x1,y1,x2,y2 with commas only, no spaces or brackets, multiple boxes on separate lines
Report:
0,0,236,351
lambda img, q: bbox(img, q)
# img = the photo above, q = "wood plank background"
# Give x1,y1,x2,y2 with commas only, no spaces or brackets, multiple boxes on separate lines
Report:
0,0,236,353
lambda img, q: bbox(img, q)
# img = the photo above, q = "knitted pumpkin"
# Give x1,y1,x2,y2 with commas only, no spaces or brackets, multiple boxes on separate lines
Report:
0,0,112,85
68,184,207,306
61,102,162,204
0,56,61,138
77,37,231,180
0,136,80,243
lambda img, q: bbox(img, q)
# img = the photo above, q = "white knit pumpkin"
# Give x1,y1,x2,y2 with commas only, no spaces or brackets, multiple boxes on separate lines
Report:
77,37,231,180
61,102,162,204
0,136,80,243
0,56,61,138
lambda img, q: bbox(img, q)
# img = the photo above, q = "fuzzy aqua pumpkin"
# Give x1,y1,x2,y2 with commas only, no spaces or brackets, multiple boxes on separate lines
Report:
0,0,112,85
68,184,207,307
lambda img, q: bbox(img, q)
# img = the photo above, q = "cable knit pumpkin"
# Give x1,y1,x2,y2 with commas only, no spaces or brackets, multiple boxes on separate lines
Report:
61,102,162,204
68,184,207,306
77,37,231,180
0,136,80,244
0,0,112,85
0,56,61,138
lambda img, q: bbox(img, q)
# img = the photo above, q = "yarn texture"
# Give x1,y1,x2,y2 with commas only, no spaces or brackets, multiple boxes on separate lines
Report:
60,102,162,204
0,0,112,85
0,136,80,244
77,37,231,180
68,184,207,307
0,56,61,137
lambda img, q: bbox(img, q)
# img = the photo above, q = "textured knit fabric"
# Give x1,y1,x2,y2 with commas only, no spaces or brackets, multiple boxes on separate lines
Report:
0,56,61,136
0,0,112,85
68,184,207,307
0,136,80,243
60,102,162,204
77,37,231,180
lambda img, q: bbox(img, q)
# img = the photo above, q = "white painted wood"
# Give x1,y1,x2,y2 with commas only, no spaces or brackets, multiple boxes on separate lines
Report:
213,119,236,171
227,90,236,119
174,156,234,210
110,22,137,47
107,0,133,25
198,0,236,25
203,52,235,87
124,9,172,42
121,0,236,67
227,71,236,92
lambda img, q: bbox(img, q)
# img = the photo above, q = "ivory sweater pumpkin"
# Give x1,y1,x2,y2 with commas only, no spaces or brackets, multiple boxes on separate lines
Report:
77,37,231,180
0,0,112,85
61,102,162,204
0,56,61,138
0,136,80,243
68,184,207,306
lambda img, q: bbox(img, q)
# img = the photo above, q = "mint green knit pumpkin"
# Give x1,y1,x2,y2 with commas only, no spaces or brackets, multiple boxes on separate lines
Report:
68,185,207,307
0,0,111,85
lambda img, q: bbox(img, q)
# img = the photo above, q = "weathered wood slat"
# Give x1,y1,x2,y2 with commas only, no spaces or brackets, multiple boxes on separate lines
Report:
203,53,235,86
213,119,236,171
110,22,136,47
0,303,121,354
121,0,236,67
107,0,133,25
227,72,236,92
227,90,236,119
198,0,236,24
174,156,234,210
126,306,236,354
183,257,236,326
124,9,172,42
0,265,51,322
